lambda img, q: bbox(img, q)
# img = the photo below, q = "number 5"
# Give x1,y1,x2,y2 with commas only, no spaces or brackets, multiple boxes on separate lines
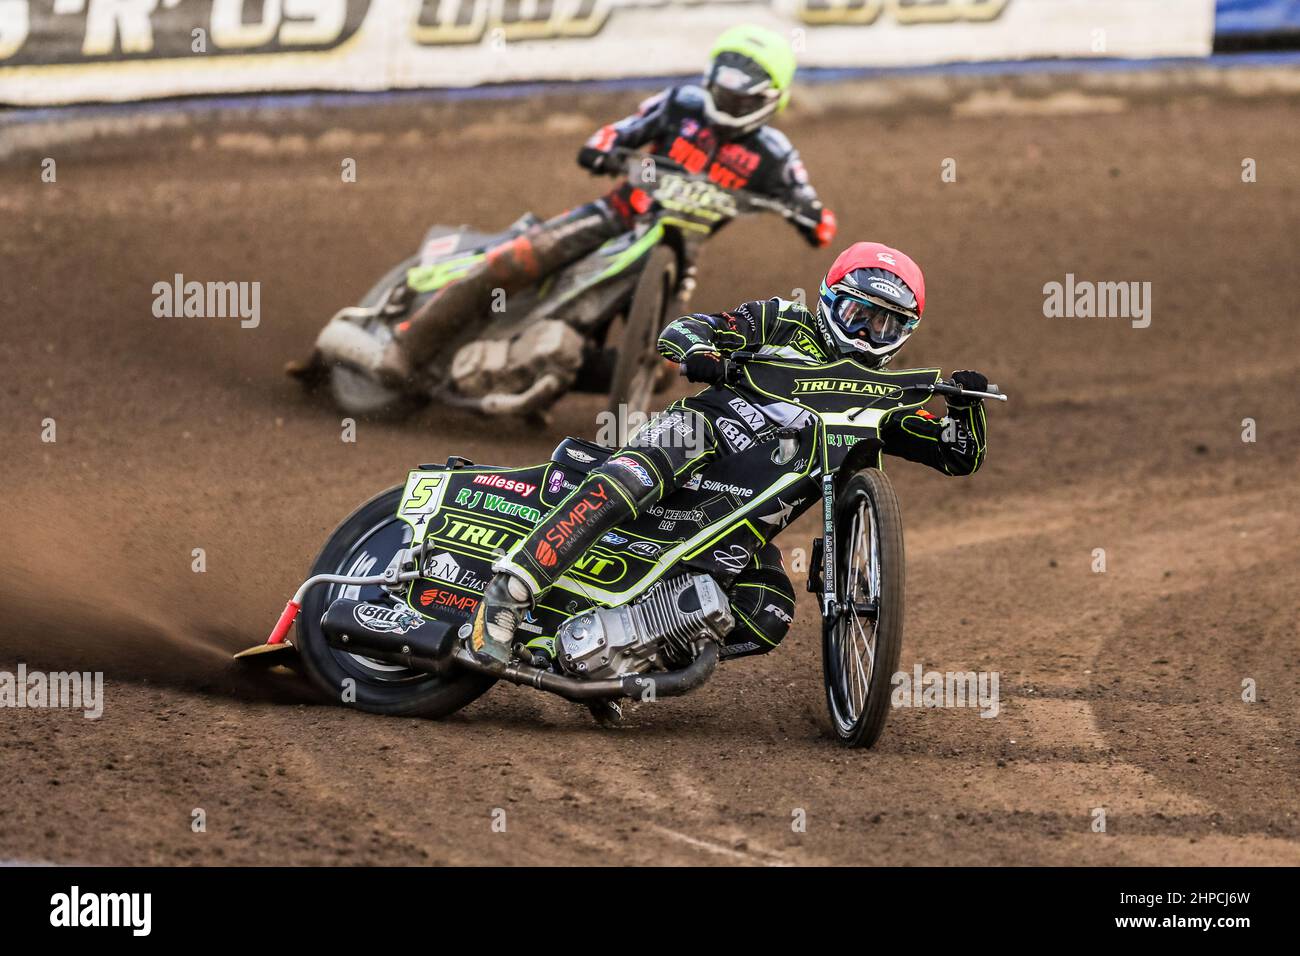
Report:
405,476,442,511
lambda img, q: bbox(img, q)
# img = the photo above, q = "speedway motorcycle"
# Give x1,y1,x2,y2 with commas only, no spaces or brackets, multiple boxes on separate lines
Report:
292,150,815,422
240,354,1005,747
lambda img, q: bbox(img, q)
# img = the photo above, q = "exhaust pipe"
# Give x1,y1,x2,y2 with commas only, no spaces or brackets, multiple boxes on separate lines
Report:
452,639,720,702
320,597,720,701
320,599,458,674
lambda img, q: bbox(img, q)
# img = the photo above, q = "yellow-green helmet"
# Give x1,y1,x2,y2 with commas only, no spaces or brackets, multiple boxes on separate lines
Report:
705,25,796,135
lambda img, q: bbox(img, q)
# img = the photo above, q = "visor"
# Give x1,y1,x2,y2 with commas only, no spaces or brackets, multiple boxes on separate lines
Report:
707,62,778,121
709,83,776,120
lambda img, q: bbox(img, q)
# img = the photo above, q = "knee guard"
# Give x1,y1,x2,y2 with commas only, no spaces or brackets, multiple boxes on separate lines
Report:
722,544,797,659
626,406,717,482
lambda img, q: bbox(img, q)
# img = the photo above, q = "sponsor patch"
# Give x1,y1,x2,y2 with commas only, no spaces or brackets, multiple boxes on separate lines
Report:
547,469,567,496
353,603,422,634
416,587,479,616
420,234,461,265
648,505,704,525
472,474,536,497
565,447,596,464
423,551,462,581
727,396,766,431
628,540,662,559
443,518,512,550
715,417,753,451
610,455,654,488
711,544,750,573
792,378,903,398
542,483,611,557
867,278,905,300
764,603,793,624
701,479,753,499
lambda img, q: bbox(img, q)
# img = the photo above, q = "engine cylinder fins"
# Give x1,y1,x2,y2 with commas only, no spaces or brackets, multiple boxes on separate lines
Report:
556,574,734,682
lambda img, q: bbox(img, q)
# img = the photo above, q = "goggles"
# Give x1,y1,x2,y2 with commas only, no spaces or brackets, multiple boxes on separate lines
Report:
830,293,919,348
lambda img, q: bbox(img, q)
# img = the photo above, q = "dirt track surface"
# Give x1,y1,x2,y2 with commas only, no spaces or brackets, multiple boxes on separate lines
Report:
2,87,1299,866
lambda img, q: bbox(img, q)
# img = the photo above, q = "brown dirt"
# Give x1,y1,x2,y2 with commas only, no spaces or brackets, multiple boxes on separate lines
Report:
1,87,1298,865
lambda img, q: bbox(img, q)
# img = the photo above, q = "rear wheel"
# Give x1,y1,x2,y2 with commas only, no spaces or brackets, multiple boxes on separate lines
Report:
607,245,676,424
294,486,495,717
822,469,906,748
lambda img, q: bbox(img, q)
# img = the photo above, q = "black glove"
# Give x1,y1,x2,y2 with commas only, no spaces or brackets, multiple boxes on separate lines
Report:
947,370,988,407
683,351,726,385
578,146,613,174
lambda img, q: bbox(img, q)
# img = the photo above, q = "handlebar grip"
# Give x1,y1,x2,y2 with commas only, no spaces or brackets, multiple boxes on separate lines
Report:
932,381,1009,402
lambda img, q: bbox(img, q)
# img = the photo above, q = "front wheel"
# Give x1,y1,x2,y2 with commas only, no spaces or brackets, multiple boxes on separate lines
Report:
821,469,906,748
294,485,496,717
607,245,676,422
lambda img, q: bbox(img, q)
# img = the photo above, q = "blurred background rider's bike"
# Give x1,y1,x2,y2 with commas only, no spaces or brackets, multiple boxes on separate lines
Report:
292,149,818,423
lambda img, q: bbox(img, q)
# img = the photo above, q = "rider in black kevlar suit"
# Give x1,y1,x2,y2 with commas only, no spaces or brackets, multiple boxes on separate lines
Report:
471,241,990,666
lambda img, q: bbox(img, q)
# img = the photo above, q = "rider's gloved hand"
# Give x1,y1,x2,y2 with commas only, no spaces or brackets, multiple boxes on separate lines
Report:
800,206,838,248
947,370,989,406
683,350,726,385
578,146,614,174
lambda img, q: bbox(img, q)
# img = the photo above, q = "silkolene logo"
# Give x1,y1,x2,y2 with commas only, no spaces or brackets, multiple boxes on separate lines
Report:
793,378,903,398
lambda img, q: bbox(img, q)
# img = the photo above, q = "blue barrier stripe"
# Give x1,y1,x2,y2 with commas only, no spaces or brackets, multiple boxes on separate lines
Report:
4,50,1300,127
1217,0,1300,35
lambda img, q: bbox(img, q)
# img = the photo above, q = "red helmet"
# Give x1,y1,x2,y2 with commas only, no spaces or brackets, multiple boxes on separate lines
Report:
816,242,925,367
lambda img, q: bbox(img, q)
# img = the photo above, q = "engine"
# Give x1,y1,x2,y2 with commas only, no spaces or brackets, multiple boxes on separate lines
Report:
449,319,584,399
556,574,734,681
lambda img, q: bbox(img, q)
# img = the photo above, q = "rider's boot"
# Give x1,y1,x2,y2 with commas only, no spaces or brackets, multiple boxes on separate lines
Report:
468,572,534,666
469,453,666,665
377,202,625,385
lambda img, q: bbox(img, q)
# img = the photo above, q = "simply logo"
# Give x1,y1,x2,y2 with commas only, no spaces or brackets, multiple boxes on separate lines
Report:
50,886,151,936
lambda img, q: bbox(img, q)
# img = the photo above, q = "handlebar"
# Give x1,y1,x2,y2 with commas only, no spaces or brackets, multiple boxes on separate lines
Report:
685,351,1009,401
595,147,814,228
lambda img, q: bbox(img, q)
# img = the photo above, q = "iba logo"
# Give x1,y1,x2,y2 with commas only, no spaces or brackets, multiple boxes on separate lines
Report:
793,378,903,399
